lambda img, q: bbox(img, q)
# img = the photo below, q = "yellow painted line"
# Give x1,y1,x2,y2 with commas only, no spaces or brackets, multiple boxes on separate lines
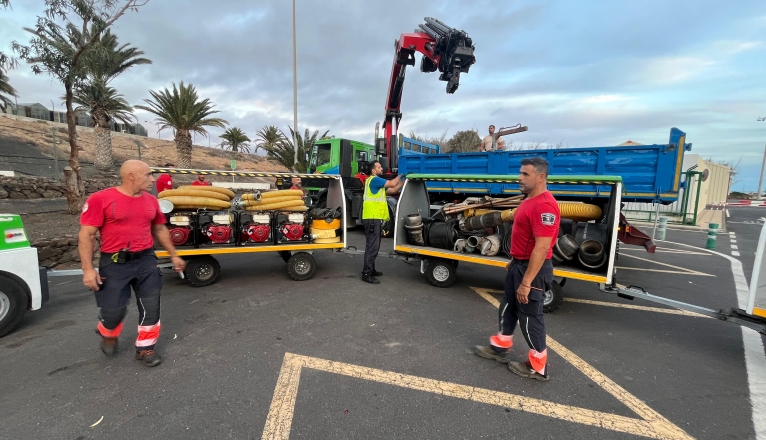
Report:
469,287,692,440
618,253,714,277
262,352,692,440
674,135,685,191
753,308,766,318
563,298,710,318
394,246,607,283
156,243,344,257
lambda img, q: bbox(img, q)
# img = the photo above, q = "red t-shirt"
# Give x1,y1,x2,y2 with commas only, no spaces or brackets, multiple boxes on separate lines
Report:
155,174,173,193
191,180,211,186
80,188,166,253
510,191,560,260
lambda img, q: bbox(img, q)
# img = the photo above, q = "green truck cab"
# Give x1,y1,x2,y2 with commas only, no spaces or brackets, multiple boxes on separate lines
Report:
0,214,49,337
302,138,398,236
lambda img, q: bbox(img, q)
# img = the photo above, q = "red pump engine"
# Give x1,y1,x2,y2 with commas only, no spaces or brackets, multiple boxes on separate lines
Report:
243,223,271,243
280,223,304,241
278,213,307,243
168,215,193,246
201,213,234,245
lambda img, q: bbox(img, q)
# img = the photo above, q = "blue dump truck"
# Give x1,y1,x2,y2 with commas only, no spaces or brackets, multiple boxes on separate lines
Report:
305,128,690,247
397,127,691,204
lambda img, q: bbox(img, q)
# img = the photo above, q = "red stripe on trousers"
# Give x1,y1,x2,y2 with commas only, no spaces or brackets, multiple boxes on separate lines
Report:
490,333,513,349
136,321,161,347
98,321,123,338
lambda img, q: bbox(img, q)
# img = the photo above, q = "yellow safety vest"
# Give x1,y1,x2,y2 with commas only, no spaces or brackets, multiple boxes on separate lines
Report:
363,176,389,220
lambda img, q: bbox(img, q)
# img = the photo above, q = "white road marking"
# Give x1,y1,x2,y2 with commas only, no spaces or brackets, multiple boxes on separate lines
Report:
663,240,766,440
727,209,730,218
618,253,715,276
729,232,736,236
732,240,737,244
732,251,741,257
732,245,739,250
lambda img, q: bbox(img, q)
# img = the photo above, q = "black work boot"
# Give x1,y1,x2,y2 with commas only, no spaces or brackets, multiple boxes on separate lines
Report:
135,349,163,367
362,273,380,284
371,270,383,276
100,337,118,356
508,360,549,381
474,345,512,363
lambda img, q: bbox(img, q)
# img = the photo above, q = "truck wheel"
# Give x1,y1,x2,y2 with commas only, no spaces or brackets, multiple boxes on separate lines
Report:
426,259,457,288
278,251,291,263
287,252,316,281
183,256,221,287
543,281,564,313
0,273,30,338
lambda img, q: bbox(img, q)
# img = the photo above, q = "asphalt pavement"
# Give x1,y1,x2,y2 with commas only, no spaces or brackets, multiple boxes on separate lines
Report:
1,221,764,440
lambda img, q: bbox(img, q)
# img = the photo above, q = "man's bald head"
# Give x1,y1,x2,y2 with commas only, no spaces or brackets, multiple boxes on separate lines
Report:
119,160,154,195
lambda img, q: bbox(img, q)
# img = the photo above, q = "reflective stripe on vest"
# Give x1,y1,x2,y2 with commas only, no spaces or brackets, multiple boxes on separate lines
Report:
362,176,389,220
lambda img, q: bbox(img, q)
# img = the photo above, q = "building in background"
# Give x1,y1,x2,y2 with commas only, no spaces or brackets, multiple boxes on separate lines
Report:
8,103,147,137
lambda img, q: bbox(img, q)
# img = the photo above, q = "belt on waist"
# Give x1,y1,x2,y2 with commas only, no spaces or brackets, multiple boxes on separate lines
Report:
102,249,154,263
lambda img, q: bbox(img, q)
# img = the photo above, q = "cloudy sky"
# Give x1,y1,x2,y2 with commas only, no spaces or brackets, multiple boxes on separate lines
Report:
2,0,765,190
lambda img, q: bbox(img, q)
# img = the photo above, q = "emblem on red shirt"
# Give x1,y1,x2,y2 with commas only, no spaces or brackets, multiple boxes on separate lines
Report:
82,202,88,213
541,213,556,225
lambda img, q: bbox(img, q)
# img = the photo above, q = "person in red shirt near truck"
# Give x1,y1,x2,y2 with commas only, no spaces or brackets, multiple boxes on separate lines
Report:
155,162,174,193
474,157,559,381
78,160,186,367
191,174,211,186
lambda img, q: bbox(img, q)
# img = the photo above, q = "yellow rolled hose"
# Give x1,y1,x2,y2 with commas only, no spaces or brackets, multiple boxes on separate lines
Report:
242,200,306,211
558,202,602,221
260,189,304,199
241,196,303,206
501,209,515,222
177,185,235,199
314,237,341,244
171,205,228,210
311,219,341,230
159,188,230,201
277,206,309,212
463,208,499,218
162,196,231,209
310,228,338,238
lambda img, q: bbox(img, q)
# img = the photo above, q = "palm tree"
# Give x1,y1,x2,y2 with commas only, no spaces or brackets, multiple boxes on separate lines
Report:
219,127,251,153
262,126,329,172
0,68,17,114
76,28,151,171
254,125,283,155
71,79,135,170
136,82,228,168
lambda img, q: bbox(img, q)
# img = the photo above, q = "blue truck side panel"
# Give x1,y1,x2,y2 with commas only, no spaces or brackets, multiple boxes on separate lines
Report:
397,128,691,203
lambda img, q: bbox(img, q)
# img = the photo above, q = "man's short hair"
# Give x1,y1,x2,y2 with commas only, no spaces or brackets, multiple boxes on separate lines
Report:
489,125,495,129
368,160,380,175
521,157,549,175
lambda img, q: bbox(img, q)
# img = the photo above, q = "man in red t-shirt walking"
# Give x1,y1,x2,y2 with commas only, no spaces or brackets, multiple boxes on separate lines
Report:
79,160,186,367
191,174,211,186
474,157,559,381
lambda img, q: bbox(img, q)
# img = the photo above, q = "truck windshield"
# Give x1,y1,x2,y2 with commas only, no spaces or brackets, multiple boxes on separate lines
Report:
312,144,332,172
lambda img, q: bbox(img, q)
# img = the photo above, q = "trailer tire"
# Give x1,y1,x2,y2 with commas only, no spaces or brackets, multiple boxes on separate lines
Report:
426,259,457,288
543,280,564,313
184,256,221,287
0,273,30,338
287,252,316,281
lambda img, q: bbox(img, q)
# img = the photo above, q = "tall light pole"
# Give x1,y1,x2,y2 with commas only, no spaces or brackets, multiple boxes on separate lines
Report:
291,0,299,168
758,117,766,199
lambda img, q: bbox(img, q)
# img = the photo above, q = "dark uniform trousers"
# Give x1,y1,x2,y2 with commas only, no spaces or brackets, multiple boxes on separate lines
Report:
498,259,554,355
362,219,381,275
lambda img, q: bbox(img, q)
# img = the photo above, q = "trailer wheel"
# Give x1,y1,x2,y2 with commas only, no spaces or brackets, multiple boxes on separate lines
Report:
278,251,291,263
287,252,316,281
0,273,30,338
543,281,564,313
426,259,457,288
184,256,221,287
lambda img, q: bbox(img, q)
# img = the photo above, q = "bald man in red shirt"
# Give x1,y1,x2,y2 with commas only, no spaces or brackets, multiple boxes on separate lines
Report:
474,157,559,381
79,160,186,367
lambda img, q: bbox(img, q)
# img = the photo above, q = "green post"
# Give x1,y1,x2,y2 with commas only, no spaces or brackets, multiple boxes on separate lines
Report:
692,172,703,227
706,223,719,249
657,217,668,241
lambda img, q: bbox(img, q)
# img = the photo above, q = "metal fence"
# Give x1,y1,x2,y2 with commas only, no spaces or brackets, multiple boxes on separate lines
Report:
622,170,703,226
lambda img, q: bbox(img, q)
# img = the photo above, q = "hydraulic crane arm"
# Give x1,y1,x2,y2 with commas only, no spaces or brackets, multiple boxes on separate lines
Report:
379,17,476,173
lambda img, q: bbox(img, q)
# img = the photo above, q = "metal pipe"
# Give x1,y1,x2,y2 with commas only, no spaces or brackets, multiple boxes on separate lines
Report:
758,144,766,200
292,0,299,168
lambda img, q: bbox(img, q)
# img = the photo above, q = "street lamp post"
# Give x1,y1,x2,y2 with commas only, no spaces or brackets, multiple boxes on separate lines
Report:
758,117,766,199
292,0,299,168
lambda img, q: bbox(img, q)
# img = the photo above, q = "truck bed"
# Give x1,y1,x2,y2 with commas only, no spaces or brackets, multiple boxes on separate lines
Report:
397,128,690,203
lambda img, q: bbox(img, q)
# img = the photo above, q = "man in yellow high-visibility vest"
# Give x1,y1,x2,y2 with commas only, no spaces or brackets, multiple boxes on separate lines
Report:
361,161,404,284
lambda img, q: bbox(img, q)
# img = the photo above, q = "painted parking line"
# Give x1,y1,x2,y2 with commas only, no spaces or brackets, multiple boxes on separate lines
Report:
262,351,692,440
616,253,715,277
563,297,710,318
621,247,709,256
